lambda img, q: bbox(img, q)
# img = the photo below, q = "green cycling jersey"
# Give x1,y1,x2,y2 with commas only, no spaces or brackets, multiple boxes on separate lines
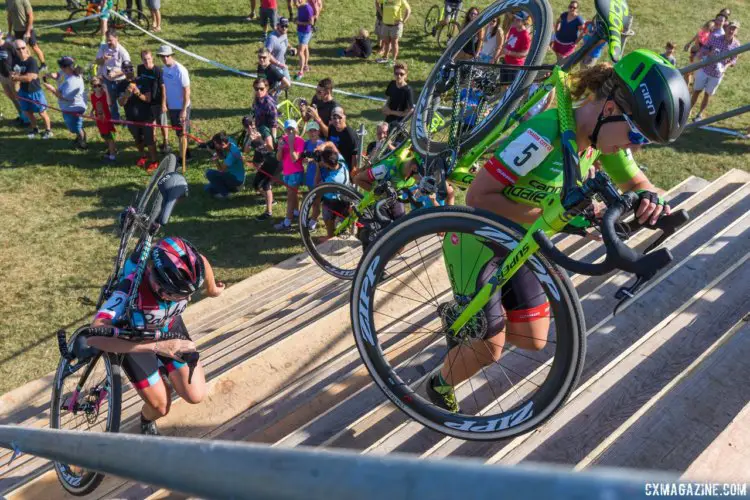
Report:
483,109,641,210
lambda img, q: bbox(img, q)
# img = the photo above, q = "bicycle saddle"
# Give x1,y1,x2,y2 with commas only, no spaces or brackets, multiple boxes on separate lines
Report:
594,0,633,62
157,169,188,226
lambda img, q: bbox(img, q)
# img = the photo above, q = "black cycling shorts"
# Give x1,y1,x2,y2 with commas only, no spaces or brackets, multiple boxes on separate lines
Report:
121,316,191,390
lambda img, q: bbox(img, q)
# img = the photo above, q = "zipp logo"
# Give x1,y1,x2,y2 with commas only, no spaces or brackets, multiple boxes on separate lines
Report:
444,400,534,432
639,83,656,115
357,256,380,346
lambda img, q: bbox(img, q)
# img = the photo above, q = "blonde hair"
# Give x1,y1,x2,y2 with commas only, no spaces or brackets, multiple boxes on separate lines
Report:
359,28,369,38
703,20,716,31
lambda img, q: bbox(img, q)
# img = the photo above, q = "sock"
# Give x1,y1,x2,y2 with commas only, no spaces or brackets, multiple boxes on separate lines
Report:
293,209,300,217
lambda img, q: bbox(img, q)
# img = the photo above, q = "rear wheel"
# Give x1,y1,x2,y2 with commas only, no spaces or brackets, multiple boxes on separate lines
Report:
411,0,552,156
112,9,151,35
64,9,100,35
299,183,367,280
424,5,441,36
437,20,461,49
350,206,585,440
50,328,122,496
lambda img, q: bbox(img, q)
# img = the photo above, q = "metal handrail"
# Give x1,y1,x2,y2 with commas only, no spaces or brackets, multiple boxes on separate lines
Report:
0,425,678,499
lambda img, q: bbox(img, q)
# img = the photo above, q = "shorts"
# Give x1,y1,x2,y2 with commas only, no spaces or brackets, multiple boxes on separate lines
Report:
18,89,47,113
260,7,278,29
146,0,160,9
121,317,190,389
168,106,191,136
283,171,304,187
693,69,722,96
374,18,384,39
100,130,116,140
14,29,38,46
63,111,84,134
305,162,317,189
552,39,576,58
444,1,462,17
151,104,167,126
382,23,403,40
297,31,313,45
128,124,155,146
322,197,350,221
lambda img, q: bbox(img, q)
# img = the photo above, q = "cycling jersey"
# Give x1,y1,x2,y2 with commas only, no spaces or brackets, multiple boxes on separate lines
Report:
366,147,417,188
484,109,640,211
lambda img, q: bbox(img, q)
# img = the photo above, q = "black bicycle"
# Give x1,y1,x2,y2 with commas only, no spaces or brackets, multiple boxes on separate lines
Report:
50,155,197,496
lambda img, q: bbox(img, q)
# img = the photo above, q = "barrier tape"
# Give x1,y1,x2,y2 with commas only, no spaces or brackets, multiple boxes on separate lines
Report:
109,11,388,104
36,12,105,30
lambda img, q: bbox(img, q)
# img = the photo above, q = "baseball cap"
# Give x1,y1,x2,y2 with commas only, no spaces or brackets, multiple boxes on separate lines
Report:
57,56,76,68
155,45,174,56
331,106,345,118
278,17,290,27
122,60,134,71
304,121,320,133
514,11,529,21
728,20,740,28
283,119,298,130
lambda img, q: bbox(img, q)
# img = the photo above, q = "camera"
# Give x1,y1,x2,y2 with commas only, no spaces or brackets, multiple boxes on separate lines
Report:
301,150,322,162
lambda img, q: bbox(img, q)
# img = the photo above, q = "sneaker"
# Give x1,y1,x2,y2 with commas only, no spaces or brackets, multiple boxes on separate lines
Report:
146,161,159,173
136,156,148,168
245,12,256,20
77,138,88,150
256,212,273,221
40,63,48,72
140,418,160,436
213,193,229,200
293,209,300,218
274,220,293,231
295,71,304,80
692,113,703,123
256,199,278,206
27,128,39,139
103,153,117,162
376,58,389,64
426,373,460,413
159,143,171,154
307,218,318,231
13,117,28,128
41,129,53,139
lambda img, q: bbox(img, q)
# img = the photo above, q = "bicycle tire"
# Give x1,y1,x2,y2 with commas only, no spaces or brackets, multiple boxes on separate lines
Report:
350,206,585,440
411,0,552,157
113,9,150,34
437,20,461,49
65,0,84,11
64,9,100,35
424,5,441,36
299,183,366,280
50,329,122,496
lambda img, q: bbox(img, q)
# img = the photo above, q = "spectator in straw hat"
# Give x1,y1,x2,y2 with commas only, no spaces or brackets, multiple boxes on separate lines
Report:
42,56,87,149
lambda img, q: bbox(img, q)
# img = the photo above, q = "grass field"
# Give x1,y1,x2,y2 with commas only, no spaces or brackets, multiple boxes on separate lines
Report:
0,0,748,395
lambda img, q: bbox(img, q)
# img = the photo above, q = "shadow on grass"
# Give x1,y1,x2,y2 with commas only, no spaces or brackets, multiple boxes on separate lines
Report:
670,127,750,156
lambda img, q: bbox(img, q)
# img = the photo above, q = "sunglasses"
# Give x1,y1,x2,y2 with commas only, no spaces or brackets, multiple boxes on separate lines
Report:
148,270,189,301
568,4,578,9
93,84,103,88
622,113,651,145
332,115,344,120
258,56,269,60
394,72,406,76
15,46,27,50
254,86,266,91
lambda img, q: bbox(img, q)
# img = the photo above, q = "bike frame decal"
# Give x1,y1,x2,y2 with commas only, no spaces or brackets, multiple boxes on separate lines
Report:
443,399,534,432
357,255,380,347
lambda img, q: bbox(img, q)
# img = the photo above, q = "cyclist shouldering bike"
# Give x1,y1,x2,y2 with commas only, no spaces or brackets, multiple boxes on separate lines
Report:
89,237,225,435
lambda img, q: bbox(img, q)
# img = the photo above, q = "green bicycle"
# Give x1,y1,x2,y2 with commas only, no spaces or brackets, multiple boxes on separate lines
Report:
424,3,464,49
349,0,691,440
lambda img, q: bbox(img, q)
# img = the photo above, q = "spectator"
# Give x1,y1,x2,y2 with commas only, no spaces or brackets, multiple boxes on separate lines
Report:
243,116,280,220
307,77,337,136
311,143,351,240
42,56,87,149
457,7,481,61
477,17,504,63
376,0,410,64
138,49,169,153
285,0,294,20
205,131,245,199
10,38,50,138
157,45,191,160
344,28,373,58
257,0,277,39
500,11,531,85
303,120,324,189
684,21,715,65
147,0,162,32
274,119,305,231
126,0,143,13
365,121,389,157
580,17,607,67
95,31,130,121
432,0,462,36
711,13,728,37
6,0,46,70
251,76,278,133
309,0,322,28
247,0,256,21
257,47,290,95
117,60,158,171
374,0,385,57
266,18,291,80
691,20,740,122
551,1,584,63
382,62,413,125
90,76,117,161
294,0,314,80
0,29,28,127
661,41,676,66
327,106,358,173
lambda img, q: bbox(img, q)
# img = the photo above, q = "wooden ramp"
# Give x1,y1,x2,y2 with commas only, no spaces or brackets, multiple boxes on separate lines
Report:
2,171,749,499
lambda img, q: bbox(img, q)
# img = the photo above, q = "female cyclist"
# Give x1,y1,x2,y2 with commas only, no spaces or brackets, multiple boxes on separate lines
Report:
428,50,691,412
89,237,225,434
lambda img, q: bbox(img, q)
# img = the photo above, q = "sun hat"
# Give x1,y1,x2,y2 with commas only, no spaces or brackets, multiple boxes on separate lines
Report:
283,119,298,130
155,45,174,56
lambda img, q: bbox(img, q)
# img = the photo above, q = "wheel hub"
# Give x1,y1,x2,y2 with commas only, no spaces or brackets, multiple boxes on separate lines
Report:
437,301,488,349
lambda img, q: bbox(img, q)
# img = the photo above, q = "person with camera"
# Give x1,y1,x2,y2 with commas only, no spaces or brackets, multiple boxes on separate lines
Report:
309,142,351,241
274,119,305,231
41,56,87,149
11,38,51,138
306,77,338,137
326,106,358,174
117,60,158,172
240,115,280,221
96,31,131,121
205,131,245,200
303,120,324,189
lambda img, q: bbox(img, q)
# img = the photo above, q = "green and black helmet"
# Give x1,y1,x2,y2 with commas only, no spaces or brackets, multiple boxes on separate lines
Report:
613,49,691,144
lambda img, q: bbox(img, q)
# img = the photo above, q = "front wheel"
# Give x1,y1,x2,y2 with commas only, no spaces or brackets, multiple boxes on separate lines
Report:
350,206,585,440
411,0,553,156
436,21,461,49
64,9,101,35
299,183,367,280
424,5,441,36
50,328,122,496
